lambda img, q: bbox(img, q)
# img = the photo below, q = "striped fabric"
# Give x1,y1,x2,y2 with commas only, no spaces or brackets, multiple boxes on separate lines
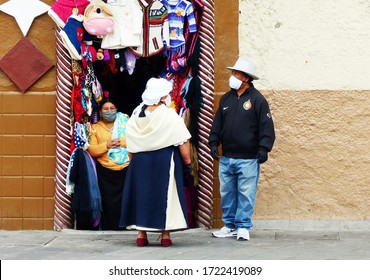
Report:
162,0,197,51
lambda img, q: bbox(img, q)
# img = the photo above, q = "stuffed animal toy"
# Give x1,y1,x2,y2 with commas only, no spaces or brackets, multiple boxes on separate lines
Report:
96,49,111,61
96,48,104,60
83,0,114,37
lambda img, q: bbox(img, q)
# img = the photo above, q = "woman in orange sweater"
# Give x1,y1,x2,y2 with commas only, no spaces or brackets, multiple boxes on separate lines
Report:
88,98,129,230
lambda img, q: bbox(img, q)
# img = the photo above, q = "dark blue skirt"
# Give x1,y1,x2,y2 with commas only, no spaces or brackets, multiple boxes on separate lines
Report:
119,146,188,231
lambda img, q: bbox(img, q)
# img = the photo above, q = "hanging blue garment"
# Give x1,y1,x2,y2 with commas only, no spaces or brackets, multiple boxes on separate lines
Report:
69,148,102,230
108,112,130,164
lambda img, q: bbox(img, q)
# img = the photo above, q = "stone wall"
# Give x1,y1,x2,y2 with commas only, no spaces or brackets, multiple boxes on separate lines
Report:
213,0,370,229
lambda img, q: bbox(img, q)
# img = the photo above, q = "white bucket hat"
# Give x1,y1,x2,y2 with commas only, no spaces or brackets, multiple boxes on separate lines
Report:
141,77,173,105
226,57,259,80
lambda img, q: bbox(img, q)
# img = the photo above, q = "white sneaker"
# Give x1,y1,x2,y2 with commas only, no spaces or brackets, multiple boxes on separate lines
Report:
236,228,250,241
212,227,237,238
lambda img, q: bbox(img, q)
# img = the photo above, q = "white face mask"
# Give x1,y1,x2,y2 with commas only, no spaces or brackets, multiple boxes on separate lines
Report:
162,95,171,107
229,75,243,90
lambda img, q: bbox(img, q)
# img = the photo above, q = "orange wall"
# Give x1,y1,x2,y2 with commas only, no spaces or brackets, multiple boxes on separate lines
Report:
0,0,57,229
0,94,56,229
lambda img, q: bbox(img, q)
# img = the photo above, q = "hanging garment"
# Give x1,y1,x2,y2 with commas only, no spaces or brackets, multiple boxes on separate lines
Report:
107,112,130,164
129,0,170,57
184,0,204,59
101,0,143,49
66,122,90,194
163,0,197,52
69,148,102,230
162,0,197,73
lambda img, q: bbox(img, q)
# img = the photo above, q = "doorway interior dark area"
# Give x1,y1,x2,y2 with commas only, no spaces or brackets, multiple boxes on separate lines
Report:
92,47,168,116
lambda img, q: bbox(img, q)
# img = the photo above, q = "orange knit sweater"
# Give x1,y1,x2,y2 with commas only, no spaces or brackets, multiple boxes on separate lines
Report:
88,121,129,170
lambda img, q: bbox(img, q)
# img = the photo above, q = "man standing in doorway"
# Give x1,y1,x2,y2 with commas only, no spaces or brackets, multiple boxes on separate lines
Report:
209,57,275,241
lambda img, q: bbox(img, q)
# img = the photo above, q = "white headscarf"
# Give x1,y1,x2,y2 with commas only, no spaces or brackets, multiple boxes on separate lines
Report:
141,77,173,105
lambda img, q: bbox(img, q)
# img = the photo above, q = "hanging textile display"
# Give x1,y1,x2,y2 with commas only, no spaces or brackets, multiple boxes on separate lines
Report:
129,0,169,57
52,0,215,230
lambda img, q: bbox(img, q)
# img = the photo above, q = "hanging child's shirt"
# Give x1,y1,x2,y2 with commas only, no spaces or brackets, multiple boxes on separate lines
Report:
129,0,170,57
162,0,197,54
101,0,143,49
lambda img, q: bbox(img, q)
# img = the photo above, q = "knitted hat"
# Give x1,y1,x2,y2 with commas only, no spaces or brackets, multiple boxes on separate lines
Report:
142,78,173,105
59,14,84,60
48,0,90,28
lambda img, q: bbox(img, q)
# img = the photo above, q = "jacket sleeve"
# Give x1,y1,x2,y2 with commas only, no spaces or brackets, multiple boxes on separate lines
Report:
208,105,223,147
258,99,275,152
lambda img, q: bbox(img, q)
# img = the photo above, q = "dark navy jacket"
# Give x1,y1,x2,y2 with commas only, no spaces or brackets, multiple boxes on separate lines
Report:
209,85,275,159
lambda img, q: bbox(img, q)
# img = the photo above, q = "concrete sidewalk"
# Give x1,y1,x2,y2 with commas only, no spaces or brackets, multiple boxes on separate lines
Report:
1,228,370,260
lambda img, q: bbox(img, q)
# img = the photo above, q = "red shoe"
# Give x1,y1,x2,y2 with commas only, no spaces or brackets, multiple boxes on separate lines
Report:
136,238,149,247
161,238,172,247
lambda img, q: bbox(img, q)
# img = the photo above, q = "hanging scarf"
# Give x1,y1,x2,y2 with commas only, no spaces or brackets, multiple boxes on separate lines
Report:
66,122,90,194
107,112,130,164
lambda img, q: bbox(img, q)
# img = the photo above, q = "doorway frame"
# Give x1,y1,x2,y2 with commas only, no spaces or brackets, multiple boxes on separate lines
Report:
53,1,215,230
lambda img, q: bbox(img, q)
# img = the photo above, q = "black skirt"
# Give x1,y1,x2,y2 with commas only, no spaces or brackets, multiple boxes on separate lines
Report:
96,162,127,230
119,146,188,231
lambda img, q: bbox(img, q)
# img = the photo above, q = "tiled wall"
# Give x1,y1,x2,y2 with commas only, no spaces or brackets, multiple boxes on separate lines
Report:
0,93,56,230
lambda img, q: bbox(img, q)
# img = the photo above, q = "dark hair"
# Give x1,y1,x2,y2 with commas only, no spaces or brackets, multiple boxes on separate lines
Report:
139,104,148,117
246,75,254,85
241,72,254,85
99,97,117,110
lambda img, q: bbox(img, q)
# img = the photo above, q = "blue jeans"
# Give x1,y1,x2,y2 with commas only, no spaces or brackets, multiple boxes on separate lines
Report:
219,156,260,230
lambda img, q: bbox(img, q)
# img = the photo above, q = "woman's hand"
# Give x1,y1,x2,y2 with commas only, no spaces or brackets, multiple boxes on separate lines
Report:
106,138,121,149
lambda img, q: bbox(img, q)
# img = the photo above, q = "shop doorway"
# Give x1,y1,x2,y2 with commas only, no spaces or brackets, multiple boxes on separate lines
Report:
53,0,215,230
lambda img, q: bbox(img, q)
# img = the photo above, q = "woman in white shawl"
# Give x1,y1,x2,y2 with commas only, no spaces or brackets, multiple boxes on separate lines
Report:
119,78,192,247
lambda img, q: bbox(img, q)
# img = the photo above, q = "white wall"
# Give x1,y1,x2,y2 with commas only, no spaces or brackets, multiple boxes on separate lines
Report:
239,0,370,90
